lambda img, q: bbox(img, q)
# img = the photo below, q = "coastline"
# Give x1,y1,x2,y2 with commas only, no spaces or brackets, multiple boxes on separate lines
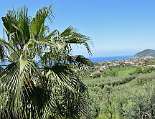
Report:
89,55,133,63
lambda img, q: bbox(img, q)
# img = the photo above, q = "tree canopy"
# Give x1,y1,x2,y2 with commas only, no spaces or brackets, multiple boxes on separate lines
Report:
0,6,93,119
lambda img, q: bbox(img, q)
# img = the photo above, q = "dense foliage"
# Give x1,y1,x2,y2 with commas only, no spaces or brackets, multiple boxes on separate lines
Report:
1,5,155,119
84,65,155,119
0,6,93,119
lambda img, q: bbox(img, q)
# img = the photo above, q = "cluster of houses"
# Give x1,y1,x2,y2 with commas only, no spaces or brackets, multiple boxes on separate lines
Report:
90,57,155,78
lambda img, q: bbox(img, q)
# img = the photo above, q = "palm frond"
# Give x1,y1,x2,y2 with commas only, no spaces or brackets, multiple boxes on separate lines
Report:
30,6,52,39
67,55,93,66
2,7,30,49
0,60,40,118
0,38,20,61
42,64,89,118
61,26,92,54
2,10,17,35
0,6,92,119
0,45,4,60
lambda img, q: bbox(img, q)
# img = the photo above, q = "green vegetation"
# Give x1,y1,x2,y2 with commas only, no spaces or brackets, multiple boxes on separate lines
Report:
131,66,155,74
103,66,137,77
0,6,93,119
83,65,155,119
0,5,155,119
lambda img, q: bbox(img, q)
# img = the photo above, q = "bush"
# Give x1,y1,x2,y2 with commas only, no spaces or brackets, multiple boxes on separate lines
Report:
103,69,118,77
132,66,155,75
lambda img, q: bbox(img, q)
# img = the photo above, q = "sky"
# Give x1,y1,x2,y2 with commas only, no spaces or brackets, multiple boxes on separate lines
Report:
0,0,155,57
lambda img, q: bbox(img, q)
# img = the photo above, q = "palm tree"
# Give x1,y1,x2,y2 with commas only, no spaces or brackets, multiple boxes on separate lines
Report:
0,6,93,119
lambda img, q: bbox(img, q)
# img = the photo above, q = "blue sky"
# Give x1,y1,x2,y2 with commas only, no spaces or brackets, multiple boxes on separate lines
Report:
0,0,155,57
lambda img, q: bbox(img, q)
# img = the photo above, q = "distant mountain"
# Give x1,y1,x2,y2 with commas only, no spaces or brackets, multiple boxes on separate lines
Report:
135,49,155,58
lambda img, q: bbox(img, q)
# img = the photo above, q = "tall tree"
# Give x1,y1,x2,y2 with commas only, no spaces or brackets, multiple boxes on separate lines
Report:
0,6,92,119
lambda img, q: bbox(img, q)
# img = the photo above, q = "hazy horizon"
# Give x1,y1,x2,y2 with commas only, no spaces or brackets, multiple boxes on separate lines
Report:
0,0,155,57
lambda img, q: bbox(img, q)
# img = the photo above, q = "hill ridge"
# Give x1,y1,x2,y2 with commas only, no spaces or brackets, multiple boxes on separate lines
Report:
135,49,155,58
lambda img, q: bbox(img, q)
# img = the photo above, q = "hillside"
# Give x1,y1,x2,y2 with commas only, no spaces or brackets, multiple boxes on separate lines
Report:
135,49,155,58
83,61,155,119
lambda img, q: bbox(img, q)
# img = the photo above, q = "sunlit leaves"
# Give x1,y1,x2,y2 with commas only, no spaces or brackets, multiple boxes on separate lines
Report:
0,6,92,119
30,6,52,39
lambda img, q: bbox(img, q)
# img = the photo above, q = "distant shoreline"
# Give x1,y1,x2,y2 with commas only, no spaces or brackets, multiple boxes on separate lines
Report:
89,56,133,63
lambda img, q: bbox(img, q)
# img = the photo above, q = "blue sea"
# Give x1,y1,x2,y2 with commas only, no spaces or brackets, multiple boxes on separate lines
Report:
89,56,132,63
0,56,132,66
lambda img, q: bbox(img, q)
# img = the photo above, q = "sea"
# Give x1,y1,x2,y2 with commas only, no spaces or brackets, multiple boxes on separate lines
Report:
0,56,132,66
89,56,132,63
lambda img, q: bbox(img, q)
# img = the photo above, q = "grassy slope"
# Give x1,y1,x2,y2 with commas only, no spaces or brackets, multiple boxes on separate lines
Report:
83,66,155,119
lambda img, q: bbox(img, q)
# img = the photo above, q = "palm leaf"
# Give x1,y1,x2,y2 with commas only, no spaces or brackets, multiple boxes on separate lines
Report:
0,45,4,60
0,59,40,118
42,64,89,118
66,55,93,66
2,7,30,49
61,26,92,54
30,6,52,39
0,6,92,119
